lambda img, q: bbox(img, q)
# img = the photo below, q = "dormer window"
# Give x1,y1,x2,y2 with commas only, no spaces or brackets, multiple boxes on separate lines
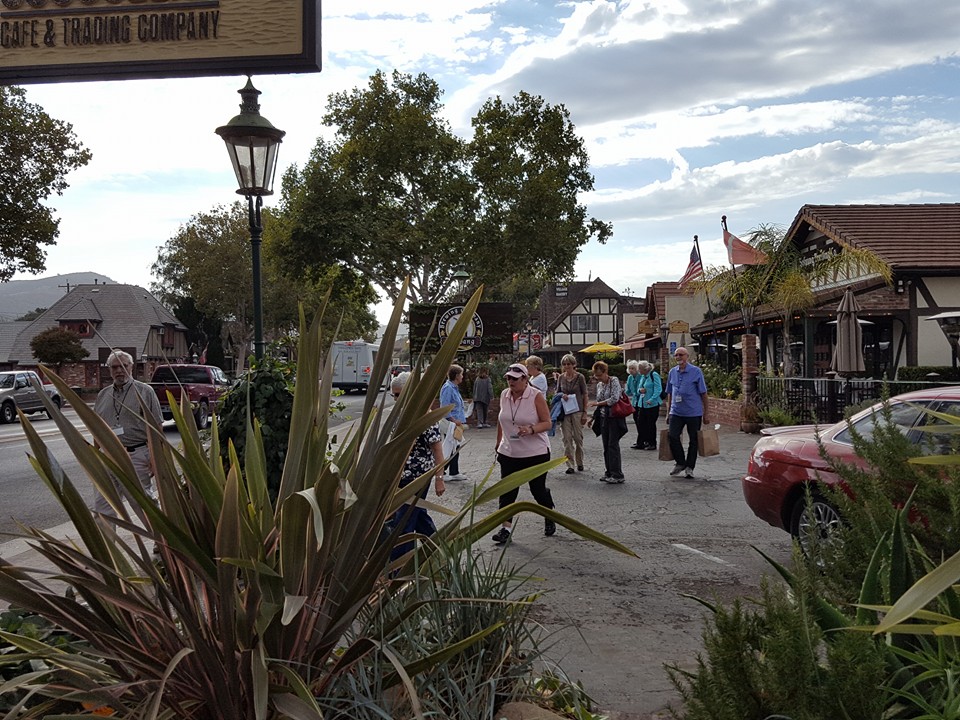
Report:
60,321,93,338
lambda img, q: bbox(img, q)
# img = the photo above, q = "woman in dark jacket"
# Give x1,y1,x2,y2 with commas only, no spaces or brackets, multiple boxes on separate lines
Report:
472,366,494,428
588,361,627,483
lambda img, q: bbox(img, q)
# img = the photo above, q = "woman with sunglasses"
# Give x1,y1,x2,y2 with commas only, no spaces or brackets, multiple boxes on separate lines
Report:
387,372,446,561
491,362,555,544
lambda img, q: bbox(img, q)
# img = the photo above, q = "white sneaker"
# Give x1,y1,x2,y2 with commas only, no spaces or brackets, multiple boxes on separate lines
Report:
448,473,469,481
684,467,695,478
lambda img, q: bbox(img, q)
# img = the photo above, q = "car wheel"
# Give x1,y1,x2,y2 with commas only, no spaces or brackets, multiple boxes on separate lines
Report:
195,401,209,430
0,402,16,424
47,396,62,418
790,492,842,556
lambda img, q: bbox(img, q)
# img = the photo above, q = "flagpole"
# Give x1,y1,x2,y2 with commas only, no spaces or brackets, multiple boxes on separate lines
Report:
722,215,754,334
692,234,722,354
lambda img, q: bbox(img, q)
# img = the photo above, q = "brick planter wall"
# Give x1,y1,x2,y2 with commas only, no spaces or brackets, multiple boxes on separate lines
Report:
710,397,741,429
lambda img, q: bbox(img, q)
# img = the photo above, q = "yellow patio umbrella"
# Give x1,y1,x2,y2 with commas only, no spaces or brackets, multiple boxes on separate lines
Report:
579,342,623,353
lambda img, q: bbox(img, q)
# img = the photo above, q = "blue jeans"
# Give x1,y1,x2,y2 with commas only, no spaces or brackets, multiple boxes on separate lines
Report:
668,414,702,469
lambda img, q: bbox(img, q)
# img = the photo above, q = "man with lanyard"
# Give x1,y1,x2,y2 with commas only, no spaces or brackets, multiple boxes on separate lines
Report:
93,349,164,520
665,346,709,479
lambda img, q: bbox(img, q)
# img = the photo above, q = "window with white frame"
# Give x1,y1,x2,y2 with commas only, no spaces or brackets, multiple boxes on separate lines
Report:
569,314,598,332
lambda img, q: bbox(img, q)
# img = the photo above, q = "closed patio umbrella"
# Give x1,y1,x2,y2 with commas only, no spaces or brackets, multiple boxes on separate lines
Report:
831,288,865,376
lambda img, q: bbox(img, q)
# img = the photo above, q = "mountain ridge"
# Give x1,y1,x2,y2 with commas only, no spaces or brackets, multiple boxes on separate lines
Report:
0,272,117,321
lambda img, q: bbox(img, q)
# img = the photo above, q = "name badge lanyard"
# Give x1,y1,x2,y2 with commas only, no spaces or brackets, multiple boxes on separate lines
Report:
113,384,132,427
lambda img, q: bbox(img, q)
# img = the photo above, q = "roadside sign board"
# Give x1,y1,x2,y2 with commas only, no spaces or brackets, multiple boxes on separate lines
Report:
0,0,321,84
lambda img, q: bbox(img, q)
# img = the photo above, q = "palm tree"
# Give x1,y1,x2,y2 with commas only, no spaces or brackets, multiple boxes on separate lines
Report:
695,224,892,376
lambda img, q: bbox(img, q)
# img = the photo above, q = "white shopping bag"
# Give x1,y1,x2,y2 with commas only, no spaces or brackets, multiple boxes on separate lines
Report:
441,421,460,459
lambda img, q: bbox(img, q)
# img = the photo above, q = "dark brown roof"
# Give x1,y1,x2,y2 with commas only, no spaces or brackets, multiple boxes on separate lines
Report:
788,203,960,270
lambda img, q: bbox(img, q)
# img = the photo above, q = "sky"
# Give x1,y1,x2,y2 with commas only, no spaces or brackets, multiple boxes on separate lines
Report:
10,0,960,321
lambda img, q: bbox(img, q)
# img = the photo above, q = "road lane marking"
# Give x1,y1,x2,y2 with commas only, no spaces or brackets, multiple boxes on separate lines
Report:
672,543,733,566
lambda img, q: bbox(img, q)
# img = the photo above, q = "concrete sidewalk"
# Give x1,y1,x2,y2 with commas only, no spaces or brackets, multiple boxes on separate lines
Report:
440,420,789,719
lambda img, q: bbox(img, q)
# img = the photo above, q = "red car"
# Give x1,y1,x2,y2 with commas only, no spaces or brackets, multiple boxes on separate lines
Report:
742,386,960,548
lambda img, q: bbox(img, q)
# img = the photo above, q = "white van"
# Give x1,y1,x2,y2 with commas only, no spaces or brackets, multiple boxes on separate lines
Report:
330,340,380,393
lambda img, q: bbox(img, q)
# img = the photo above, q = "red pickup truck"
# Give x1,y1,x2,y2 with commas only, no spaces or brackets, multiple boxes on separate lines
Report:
150,364,232,429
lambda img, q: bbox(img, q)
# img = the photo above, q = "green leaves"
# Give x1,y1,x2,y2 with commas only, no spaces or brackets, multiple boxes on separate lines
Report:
0,282,637,718
0,86,92,281
275,69,610,316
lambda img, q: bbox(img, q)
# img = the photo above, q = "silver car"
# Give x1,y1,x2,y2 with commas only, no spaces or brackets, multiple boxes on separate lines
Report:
0,371,62,423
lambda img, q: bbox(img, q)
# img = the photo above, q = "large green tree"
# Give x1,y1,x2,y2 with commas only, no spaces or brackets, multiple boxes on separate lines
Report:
277,71,474,306
0,86,92,282
151,202,377,359
274,70,610,316
466,91,612,313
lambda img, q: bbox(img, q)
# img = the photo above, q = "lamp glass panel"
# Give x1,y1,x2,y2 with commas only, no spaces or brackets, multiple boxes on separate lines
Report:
223,136,281,194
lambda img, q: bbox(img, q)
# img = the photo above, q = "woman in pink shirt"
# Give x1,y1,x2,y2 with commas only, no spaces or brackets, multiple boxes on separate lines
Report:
491,363,555,544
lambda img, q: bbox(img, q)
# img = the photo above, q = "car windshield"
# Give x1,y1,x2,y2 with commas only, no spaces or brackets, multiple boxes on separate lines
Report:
834,401,928,445
915,399,960,456
0,375,13,389
153,367,211,384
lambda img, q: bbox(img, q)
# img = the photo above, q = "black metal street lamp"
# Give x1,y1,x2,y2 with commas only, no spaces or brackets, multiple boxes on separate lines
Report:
452,269,470,302
215,77,285,361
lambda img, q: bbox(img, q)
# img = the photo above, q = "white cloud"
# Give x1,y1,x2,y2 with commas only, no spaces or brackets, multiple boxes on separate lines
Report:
8,0,960,326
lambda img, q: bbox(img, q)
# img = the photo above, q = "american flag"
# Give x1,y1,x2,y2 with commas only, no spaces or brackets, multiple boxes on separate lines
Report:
678,243,703,289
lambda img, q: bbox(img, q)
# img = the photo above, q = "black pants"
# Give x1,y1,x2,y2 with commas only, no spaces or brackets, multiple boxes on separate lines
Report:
601,416,626,478
639,405,660,448
631,407,642,445
668,414,702,469
497,451,554,522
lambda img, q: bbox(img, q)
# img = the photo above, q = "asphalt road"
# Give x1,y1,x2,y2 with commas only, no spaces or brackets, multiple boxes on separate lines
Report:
0,391,372,535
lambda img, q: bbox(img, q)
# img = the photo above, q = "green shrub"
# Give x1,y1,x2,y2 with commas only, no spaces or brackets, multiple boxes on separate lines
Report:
667,577,888,720
759,405,800,427
320,537,545,718
699,362,741,400
216,354,295,502
671,397,960,720
816,399,960,604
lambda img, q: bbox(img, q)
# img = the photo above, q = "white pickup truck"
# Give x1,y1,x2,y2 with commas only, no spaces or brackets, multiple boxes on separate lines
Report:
0,370,62,424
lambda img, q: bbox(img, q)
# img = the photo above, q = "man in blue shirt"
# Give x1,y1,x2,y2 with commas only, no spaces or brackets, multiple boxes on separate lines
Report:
665,347,709,478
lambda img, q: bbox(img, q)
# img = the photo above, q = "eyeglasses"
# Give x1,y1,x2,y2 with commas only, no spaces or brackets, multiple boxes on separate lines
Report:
674,354,687,359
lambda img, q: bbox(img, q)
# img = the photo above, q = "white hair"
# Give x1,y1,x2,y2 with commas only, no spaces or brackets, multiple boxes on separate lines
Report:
638,360,653,373
391,371,412,394
626,359,640,371
106,349,133,367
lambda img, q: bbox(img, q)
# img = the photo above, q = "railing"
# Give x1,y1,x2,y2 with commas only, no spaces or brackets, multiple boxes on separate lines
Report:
754,377,960,425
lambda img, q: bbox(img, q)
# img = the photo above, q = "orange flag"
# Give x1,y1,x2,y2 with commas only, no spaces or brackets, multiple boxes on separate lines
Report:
723,229,768,265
